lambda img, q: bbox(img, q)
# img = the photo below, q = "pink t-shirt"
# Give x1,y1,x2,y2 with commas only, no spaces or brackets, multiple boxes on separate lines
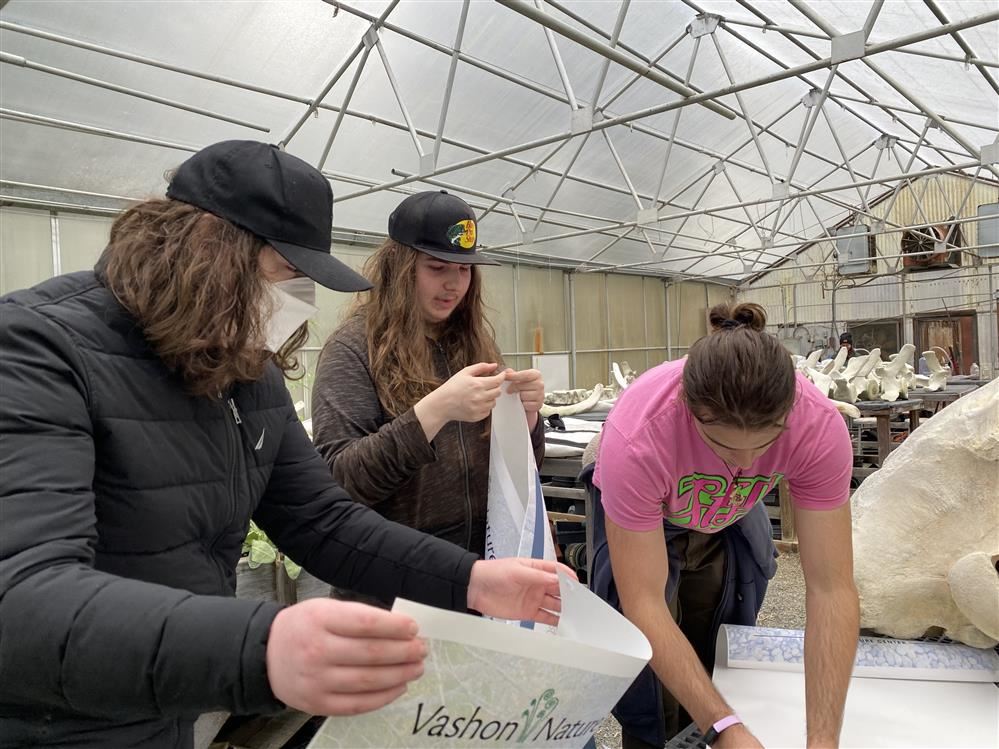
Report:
594,359,852,533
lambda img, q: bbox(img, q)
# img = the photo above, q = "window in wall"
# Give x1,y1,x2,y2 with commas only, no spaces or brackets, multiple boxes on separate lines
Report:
574,272,609,388
515,265,566,357
644,276,667,369
58,213,114,274
913,311,978,375
0,207,53,293
574,272,608,352
846,320,901,358
480,263,516,359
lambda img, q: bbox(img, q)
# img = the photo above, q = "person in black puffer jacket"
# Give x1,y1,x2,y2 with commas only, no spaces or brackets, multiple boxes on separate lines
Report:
0,141,566,749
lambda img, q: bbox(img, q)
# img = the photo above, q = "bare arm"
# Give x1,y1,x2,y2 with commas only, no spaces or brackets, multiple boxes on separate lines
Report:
605,517,762,747
796,501,859,748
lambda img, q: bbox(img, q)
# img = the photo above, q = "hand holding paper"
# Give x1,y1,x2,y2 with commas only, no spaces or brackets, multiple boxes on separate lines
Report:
265,598,427,717
434,362,506,423
306,572,652,749
504,368,545,416
467,558,574,627
413,362,505,440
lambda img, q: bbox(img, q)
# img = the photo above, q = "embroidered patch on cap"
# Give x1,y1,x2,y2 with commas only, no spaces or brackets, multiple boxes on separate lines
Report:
447,219,476,250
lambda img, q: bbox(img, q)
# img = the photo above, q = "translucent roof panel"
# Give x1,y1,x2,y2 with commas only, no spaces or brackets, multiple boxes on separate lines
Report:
1,0,996,282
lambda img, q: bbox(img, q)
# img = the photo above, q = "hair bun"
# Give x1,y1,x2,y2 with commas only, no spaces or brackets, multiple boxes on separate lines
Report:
731,302,767,331
707,302,767,332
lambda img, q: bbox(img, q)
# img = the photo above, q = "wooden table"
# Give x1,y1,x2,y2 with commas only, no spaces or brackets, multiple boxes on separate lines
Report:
855,398,923,466
915,383,979,414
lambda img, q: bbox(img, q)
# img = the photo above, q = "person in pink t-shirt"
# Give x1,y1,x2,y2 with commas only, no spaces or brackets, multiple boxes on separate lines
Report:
594,302,858,749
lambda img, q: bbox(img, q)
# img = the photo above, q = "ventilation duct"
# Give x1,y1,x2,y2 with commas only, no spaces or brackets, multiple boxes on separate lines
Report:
901,218,963,270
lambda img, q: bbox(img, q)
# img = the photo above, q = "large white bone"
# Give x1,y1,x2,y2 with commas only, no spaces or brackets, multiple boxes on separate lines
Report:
829,351,875,404
922,350,949,392
804,367,833,398
804,349,823,368
612,362,630,391
849,348,882,402
821,345,848,375
545,388,590,406
841,353,869,381
830,370,858,403
878,367,905,401
856,348,882,379
857,377,882,401
832,400,861,419
878,344,915,401
948,552,999,643
891,343,916,372
540,384,606,417
853,379,999,647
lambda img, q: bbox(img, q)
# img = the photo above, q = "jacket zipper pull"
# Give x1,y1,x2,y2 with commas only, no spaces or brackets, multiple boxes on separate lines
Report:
228,398,242,425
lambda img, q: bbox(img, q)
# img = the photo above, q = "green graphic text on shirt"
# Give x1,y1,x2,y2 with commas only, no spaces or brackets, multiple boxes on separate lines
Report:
667,472,784,531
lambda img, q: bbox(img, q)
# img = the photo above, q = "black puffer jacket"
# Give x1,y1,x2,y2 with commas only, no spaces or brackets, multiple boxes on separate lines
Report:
0,272,477,748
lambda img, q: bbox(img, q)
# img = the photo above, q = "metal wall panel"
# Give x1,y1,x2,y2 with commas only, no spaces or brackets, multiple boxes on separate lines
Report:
740,175,999,376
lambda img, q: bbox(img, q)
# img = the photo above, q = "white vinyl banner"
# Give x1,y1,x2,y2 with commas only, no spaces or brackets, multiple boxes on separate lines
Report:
484,385,556,566
713,625,999,748
307,573,652,749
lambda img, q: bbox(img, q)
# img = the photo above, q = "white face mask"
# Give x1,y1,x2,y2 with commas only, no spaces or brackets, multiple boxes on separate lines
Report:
262,279,318,352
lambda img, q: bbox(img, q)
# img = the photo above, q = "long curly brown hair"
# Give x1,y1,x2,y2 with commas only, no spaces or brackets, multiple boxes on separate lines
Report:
346,239,500,416
99,199,307,397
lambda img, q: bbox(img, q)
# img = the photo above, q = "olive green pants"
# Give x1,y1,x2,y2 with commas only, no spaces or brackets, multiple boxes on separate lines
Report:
621,530,726,749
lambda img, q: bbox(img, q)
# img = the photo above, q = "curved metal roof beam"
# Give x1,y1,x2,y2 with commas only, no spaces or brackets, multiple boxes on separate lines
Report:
494,0,735,119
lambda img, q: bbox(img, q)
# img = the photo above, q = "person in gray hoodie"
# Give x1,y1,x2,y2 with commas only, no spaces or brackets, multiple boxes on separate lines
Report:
312,191,545,558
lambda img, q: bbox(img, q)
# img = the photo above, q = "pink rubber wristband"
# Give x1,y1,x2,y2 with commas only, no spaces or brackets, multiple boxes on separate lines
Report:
712,714,742,734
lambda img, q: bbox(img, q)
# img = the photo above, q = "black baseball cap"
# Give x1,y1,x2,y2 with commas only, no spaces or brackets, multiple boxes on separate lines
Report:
840,332,853,344
388,190,499,265
166,140,371,292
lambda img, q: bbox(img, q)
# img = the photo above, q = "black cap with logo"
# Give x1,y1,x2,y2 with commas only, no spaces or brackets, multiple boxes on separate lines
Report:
388,190,499,265
166,140,372,292
839,332,853,345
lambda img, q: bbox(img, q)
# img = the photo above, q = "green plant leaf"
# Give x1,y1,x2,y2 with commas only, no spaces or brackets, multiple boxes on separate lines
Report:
247,538,277,568
242,521,268,554
282,556,302,580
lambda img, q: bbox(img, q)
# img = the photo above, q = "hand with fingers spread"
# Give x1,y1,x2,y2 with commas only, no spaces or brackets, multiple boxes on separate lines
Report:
504,368,545,428
466,558,576,626
265,598,427,716
413,362,506,441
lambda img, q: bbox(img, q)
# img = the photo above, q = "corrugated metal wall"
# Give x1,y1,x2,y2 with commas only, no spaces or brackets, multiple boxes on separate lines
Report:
664,280,734,358
0,204,680,394
739,174,999,377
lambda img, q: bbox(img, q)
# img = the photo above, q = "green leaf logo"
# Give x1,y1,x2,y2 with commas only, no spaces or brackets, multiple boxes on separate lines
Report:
517,689,559,742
